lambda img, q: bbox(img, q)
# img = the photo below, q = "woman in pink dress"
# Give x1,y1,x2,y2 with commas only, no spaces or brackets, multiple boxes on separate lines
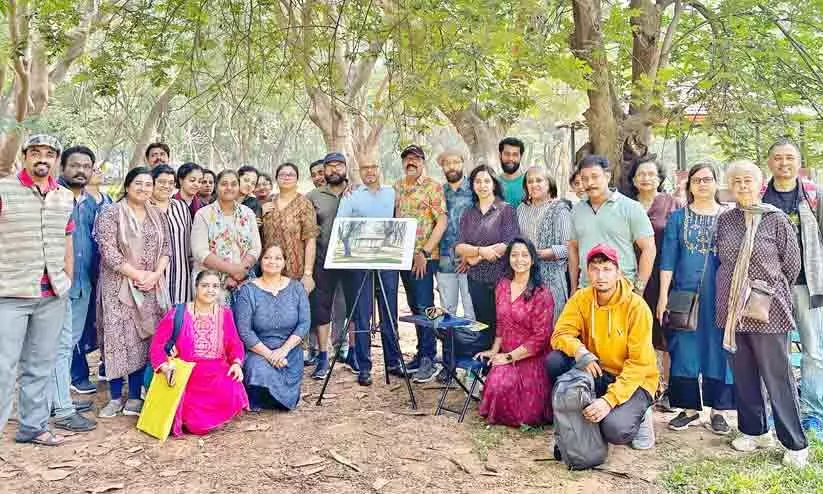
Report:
477,237,554,426
150,270,249,436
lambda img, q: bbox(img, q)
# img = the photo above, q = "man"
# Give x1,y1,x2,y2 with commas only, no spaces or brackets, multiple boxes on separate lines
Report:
336,161,403,386
499,137,526,206
567,155,655,293
394,144,448,383
69,159,112,391
42,146,108,434
310,159,327,189
307,152,353,379
436,149,475,320
145,142,170,168
0,135,75,446
547,244,658,451
762,138,823,434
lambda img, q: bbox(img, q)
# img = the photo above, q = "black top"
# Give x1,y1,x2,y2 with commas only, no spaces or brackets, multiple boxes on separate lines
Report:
762,180,805,284
242,195,262,217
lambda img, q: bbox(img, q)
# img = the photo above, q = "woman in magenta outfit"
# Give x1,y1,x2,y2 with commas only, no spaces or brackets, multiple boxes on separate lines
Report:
477,238,554,427
150,270,249,436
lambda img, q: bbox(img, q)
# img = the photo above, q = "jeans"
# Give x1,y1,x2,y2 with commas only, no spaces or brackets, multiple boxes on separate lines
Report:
109,368,146,401
435,271,475,320
0,296,67,439
400,260,438,360
793,285,823,422
545,350,652,445
48,302,76,419
349,270,402,374
69,288,94,384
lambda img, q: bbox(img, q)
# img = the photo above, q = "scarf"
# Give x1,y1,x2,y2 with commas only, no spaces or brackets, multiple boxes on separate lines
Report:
722,202,780,353
116,201,170,339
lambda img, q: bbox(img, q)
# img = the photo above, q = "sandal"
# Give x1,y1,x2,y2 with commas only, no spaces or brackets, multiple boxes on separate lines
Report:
15,430,65,446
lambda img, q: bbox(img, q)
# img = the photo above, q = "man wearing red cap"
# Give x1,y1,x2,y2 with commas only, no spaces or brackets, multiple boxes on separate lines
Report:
548,244,659,451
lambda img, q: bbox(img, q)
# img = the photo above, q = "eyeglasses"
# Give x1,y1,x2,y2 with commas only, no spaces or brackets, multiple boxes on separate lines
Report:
690,177,715,185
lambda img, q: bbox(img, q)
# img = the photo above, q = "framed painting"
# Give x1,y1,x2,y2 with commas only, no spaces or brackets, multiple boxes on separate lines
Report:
324,217,418,271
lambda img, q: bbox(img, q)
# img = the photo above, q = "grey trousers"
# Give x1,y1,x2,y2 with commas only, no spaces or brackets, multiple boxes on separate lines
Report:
733,332,808,451
0,296,67,439
48,302,77,419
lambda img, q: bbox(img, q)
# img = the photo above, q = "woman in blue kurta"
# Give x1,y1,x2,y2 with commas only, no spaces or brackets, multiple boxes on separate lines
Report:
657,163,734,435
233,244,310,410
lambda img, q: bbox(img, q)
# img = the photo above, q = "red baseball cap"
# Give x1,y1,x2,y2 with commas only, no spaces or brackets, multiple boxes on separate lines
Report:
586,244,619,265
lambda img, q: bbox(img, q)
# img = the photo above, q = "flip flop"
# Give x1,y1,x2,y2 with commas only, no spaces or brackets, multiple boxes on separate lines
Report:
16,430,65,447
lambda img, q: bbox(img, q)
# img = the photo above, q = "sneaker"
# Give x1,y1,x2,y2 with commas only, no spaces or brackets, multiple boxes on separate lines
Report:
802,416,823,436
707,413,730,435
731,433,775,452
70,380,97,394
123,399,144,416
412,358,441,384
53,413,97,432
304,354,318,367
655,392,676,413
553,443,562,460
311,358,330,380
344,354,360,375
386,365,409,378
357,373,373,387
668,411,701,431
782,447,810,468
405,355,421,374
97,363,109,382
98,400,124,418
631,407,655,450
73,400,94,414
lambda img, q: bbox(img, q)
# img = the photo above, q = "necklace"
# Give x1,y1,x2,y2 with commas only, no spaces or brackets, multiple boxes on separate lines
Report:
192,302,214,315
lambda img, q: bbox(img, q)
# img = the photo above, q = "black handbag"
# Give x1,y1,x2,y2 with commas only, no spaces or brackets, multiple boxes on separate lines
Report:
665,210,716,332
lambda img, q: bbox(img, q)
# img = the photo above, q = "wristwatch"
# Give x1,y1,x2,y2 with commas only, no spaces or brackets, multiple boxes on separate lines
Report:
505,353,513,362
419,248,431,259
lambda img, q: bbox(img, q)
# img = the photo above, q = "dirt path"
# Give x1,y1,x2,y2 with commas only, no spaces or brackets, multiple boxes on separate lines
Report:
0,308,736,494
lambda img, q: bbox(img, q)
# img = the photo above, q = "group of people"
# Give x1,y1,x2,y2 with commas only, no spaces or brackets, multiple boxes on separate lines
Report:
0,133,820,470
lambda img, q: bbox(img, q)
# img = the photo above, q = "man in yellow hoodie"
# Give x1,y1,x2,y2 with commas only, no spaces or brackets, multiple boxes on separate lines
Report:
548,244,659,450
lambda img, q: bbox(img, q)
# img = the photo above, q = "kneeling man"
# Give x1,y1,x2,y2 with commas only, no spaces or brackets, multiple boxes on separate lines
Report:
547,244,658,449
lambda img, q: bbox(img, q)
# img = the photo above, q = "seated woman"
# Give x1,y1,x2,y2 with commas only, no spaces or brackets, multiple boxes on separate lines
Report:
233,244,311,411
150,270,249,436
476,238,554,427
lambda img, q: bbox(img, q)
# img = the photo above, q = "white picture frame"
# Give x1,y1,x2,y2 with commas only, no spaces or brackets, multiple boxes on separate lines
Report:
324,217,418,271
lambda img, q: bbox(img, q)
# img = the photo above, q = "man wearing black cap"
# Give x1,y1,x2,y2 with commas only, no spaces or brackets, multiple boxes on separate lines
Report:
394,144,448,383
306,152,354,380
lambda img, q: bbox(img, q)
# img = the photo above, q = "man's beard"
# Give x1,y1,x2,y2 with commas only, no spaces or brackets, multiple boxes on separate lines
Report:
445,170,463,184
66,175,87,187
32,162,51,177
501,161,520,174
325,172,346,185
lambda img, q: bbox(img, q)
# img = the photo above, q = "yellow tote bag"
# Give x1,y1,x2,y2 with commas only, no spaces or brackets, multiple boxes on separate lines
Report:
137,358,196,441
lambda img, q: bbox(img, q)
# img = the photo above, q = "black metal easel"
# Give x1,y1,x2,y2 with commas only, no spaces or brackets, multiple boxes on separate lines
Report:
315,270,417,408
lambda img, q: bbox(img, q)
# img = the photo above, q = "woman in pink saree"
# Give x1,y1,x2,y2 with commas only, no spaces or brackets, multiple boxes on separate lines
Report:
150,270,249,436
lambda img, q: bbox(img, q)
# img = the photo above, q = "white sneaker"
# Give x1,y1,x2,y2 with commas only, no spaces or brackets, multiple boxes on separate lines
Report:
782,448,809,468
731,433,775,452
631,407,656,450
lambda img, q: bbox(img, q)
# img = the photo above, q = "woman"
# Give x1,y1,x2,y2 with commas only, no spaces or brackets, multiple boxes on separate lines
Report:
150,270,248,436
716,160,808,467
455,165,520,342
199,169,217,205
233,245,311,411
517,166,572,321
657,163,734,435
627,156,681,406
191,170,261,303
150,164,193,305
255,173,274,204
174,162,204,219
238,165,262,221
95,167,170,418
477,238,554,426
261,163,319,290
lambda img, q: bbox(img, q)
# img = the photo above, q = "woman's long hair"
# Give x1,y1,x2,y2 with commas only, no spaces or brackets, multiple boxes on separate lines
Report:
469,164,504,204
504,237,543,301
686,162,722,205
119,166,152,201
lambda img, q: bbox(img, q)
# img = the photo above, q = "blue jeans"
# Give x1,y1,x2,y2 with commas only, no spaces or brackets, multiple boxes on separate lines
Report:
48,302,76,418
109,368,146,401
794,285,823,422
69,287,93,384
0,296,67,439
435,269,475,320
400,260,437,360
349,270,402,374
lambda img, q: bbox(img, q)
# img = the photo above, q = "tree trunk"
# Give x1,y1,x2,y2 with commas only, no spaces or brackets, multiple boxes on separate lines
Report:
445,106,507,169
128,82,177,169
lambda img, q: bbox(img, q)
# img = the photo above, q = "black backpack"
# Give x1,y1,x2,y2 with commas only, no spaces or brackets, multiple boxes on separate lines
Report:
552,368,608,470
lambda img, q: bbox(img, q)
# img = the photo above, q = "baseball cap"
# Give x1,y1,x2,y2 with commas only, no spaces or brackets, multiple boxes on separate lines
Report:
586,244,619,265
400,144,425,160
323,152,346,165
22,134,62,155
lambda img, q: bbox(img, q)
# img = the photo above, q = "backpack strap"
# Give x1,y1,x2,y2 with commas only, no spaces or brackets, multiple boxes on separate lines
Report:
164,303,186,356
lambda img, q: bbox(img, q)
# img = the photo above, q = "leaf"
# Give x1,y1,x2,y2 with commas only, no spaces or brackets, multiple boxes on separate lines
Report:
290,456,325,468
126,446,143,454
328,450,362,472
373,477,390,490
241,423,271,432
42,469,74,481
122,458,142,468
301,465,326,476
85,483,125,493
0,471,20,479
158,470,187,478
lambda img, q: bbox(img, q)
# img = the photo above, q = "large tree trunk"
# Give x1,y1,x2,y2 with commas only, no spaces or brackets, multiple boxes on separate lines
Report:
445,106,508,169
128,81,177,169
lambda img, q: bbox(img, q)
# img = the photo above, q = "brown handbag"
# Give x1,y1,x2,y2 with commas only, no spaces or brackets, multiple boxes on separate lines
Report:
742,279,775,323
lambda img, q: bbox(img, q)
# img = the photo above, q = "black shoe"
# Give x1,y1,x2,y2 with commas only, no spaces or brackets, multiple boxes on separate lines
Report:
304,354,318,367
553,444,562,460
70,380,97,394
668,411,700,431
405,355,421,373
73,400,94,414
357,373,373,386
386,365,408,378
53,413,97,432
707,413,730,435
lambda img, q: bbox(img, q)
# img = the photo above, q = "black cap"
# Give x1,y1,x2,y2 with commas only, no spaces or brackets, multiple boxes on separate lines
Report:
400,144,425,160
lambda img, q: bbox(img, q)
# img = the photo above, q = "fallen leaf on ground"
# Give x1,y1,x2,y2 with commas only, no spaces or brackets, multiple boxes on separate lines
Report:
484,462,499,473
241,423,271,432
122,458,141,468
90,447,113,457
373,477,390,490
355,392,368,399
290,456,324,468
446,456,471,474
363,430,385,439
525,483,554,488
48,461,80,469
300,465,326,476
85,483,125,493
42,469,73,481
479,472,501,477
328,449,361,472
158,470,188,478
322,393,339,399
393,410,427,417
388,385,402,391
0,471,20,479
126,446,143,454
